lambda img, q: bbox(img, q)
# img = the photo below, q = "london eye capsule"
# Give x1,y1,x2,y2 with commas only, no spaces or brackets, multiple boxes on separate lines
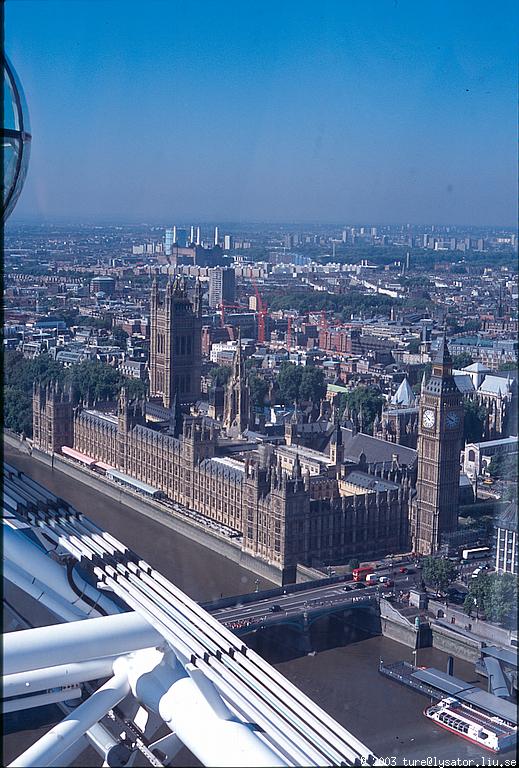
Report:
2,55,31,222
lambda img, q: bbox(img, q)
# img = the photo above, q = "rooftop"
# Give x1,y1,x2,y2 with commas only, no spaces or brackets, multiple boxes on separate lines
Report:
343,470,400,493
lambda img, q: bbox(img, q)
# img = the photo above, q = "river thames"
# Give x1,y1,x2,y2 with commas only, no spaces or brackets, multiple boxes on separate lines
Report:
4,446,516,765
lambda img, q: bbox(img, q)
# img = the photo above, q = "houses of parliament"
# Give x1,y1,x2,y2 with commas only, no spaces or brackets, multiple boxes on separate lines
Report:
33,279,464,581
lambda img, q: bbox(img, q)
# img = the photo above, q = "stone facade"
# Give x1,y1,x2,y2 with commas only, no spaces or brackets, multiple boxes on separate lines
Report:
33,385,411,579
413,337,465,555
31,284,412,580
33,382,74,454
149,276,202,408
223,331,250,436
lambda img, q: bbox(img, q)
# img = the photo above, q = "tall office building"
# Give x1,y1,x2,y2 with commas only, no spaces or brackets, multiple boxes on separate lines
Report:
413,337,464,555
214,226,219,247
224,234,233,251
196,226,201,246
165,228,174,256
208,267,235,309
149,276,202,407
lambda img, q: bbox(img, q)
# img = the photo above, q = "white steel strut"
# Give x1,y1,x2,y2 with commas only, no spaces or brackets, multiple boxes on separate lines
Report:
3,462,381,767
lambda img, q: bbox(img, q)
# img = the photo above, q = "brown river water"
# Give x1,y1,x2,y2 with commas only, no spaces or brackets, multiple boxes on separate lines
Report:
4,447,516,765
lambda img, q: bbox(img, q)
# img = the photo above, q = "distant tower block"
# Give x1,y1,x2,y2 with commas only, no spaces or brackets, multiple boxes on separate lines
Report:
165,228,174,256
214,226,219,247
196,226,201,246
190,225,195,244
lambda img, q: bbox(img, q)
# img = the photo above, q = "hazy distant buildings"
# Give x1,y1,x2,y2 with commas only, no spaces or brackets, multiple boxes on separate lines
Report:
175,229,188,247
90,276,116,296
208,267,236,309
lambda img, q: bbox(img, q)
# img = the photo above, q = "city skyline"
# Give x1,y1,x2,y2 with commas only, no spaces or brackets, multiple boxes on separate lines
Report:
6,0,518,226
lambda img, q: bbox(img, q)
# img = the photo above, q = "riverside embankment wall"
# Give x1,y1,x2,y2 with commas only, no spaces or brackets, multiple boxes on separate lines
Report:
4,433,286,585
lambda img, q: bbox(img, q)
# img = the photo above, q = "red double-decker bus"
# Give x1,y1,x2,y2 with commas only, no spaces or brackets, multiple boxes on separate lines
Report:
352,566,374,582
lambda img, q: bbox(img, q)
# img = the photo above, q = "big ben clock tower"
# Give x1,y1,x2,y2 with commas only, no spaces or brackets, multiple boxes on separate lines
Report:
414,336,464,555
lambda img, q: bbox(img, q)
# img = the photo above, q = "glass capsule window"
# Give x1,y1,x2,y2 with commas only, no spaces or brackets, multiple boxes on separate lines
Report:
2,55,31,221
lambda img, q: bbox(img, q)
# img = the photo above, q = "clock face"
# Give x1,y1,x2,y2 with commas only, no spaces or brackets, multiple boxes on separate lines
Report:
422,409,435,429
446,411,460,429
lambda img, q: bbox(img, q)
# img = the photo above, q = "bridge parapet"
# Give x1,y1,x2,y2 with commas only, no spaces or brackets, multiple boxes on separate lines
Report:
202,573,353,613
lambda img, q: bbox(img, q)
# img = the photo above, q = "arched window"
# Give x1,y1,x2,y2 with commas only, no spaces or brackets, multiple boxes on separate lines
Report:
468,450,475,462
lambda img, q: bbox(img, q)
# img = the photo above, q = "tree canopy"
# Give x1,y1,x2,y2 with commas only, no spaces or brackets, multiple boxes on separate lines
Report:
465,572,517,627
335,386,384,433
421,557,457,592
267,289,397,319
209,365,232,387
276,362,325,405
463,399,487,443
248,373,269,408
3,350,147,438
452,353,473,369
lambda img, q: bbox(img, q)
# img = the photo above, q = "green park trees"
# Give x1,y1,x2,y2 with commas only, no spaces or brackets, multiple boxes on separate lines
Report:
421,557,457,592
3,350,148,438
276,362,325,406
248,373,269,408
463,399,487,443
452,353,473,369
209,365,232,387
464,572,517,627
335,386,384,433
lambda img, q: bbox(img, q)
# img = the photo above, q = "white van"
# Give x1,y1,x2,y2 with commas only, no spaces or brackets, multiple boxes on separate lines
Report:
366,573,378,584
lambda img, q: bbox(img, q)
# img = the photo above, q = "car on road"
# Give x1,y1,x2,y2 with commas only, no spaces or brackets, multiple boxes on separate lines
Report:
399,567,408,574
379,576,393,586
269,604,282,612
447,588,467,605
342,585,354,591
354,582,367,589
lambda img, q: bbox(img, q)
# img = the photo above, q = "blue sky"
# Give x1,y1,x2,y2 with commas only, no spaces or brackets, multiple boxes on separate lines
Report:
6,0,518,225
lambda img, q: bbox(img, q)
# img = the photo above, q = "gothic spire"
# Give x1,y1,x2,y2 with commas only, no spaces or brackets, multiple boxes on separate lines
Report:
434,334,452,367
293,451,302,480
421,369,427,394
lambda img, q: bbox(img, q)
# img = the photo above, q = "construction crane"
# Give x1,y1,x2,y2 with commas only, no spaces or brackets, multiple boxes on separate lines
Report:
251,277,268,344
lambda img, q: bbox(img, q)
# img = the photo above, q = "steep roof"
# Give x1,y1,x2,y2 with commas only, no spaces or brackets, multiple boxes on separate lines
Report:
433,335,452,365
340,428,417,468
478,375,513,396
391,377,416,407
463,362,491,373
453,373,475,393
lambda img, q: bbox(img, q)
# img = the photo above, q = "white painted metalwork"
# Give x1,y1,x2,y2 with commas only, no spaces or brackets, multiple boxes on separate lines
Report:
3,462,381,767
3,687,82,714
10,667,130,768
3,613,162,676
4,658,119,698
